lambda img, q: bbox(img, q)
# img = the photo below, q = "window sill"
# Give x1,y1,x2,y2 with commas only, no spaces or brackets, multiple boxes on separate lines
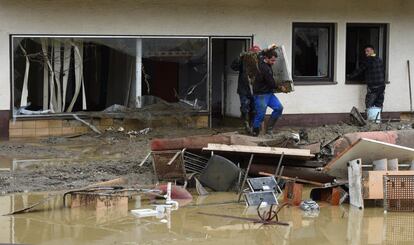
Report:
345,81,391,85
293,81,338,86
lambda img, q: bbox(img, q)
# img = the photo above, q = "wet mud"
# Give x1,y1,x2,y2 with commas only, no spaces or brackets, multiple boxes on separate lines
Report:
0,127,216,194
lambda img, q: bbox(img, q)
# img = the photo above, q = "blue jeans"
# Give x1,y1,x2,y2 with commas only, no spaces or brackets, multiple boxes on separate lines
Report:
253,93,283,129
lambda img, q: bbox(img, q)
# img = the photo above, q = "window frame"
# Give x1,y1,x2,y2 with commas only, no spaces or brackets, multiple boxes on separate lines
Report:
10,34,255,123
345,23,389,85
292,22,336,84
10,34,212,117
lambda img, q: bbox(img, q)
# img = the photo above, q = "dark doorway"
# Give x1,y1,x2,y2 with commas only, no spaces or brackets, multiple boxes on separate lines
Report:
211,38,250,127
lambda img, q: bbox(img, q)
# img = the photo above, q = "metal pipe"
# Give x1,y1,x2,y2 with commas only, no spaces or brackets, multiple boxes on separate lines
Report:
184,164,204,171
167,151,181,166
139,152,152,167
408,60,413,113
361,164,410,168
184,161,205,167
184,156,208,165
184,155,208,163
238,154,254,203
185,152,209,161
277,166,285,184
274,152,284,177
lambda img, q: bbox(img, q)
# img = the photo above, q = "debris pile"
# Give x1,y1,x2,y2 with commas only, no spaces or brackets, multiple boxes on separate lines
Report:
6,126,414,234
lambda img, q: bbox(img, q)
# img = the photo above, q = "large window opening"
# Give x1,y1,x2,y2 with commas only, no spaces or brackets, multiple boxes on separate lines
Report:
345,24,388,84
292,23,335,83
12,36,208,116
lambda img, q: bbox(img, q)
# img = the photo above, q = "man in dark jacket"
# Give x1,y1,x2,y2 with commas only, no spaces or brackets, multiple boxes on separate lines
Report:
251,49,283,136
348,45,386,109
231,45,261,133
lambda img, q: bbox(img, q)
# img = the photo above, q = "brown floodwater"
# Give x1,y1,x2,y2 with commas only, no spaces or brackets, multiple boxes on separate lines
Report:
0,192,413,245
0,155,12,171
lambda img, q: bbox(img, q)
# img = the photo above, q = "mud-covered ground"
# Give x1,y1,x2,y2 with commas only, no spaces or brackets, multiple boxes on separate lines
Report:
0,120,412,194
0,127,216,194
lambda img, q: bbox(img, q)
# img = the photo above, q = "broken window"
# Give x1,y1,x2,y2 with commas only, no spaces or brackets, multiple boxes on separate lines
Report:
346,24,388,84
12,36,208,116
141,38,208,109
292,23,335,82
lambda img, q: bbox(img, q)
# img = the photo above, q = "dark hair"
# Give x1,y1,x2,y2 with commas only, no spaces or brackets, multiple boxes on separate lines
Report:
263,49,277,59
364,44,375,50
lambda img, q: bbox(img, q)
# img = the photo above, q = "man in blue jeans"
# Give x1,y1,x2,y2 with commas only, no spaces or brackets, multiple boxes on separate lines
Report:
252,49,283,136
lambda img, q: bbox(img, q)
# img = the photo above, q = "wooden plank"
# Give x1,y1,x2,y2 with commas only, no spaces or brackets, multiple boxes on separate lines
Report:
363,170,414,199
348,159,364,209
203,143,314,159
325,138,414,179
299,142,321,154
258,171,344,187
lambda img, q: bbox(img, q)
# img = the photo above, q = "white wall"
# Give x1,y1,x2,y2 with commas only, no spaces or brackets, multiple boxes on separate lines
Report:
0,0,413,114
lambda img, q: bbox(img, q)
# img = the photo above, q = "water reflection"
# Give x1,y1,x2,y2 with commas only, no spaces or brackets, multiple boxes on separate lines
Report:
0,193,414,244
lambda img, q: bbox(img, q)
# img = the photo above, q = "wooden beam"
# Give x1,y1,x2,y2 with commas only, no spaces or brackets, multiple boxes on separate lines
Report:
203,143,314,159
258,171,341,187
348,159,364,209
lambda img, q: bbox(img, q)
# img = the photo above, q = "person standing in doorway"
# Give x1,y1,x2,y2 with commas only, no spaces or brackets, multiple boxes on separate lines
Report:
252,49,283,136
347,45,386,113
231,45,261,134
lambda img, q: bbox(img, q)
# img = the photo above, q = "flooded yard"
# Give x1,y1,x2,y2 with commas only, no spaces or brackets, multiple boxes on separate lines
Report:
0,192,412,244
1,125,414,244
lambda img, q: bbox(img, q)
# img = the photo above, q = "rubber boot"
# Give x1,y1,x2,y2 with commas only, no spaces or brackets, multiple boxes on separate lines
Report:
266,117,278,135
252,127,260,137
241,113,251,134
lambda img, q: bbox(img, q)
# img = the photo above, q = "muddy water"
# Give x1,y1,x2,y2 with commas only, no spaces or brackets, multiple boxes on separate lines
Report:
0,155,11,171
0,192,413,245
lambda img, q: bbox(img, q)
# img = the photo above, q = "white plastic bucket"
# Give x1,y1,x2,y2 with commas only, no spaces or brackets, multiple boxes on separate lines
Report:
367,107,381,123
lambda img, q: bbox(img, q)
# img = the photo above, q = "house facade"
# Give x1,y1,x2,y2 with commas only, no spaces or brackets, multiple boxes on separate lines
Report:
0,0,413,139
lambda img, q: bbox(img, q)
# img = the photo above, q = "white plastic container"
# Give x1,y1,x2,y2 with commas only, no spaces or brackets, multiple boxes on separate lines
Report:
367,107,381,123
131,209,158,218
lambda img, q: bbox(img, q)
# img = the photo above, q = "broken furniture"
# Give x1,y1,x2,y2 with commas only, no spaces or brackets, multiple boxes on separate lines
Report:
198,154,241,192
330,138,414,209
243,176,282,206
332,130,414,158
244,191,279,206
202,143,347,195
384,175,414,212
183,151,209,174
310,186,348,206
257,167,339,188
151,149,187,184
347,157,414,209
325,138,414,180
363,170,414,200
131,183,181,230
